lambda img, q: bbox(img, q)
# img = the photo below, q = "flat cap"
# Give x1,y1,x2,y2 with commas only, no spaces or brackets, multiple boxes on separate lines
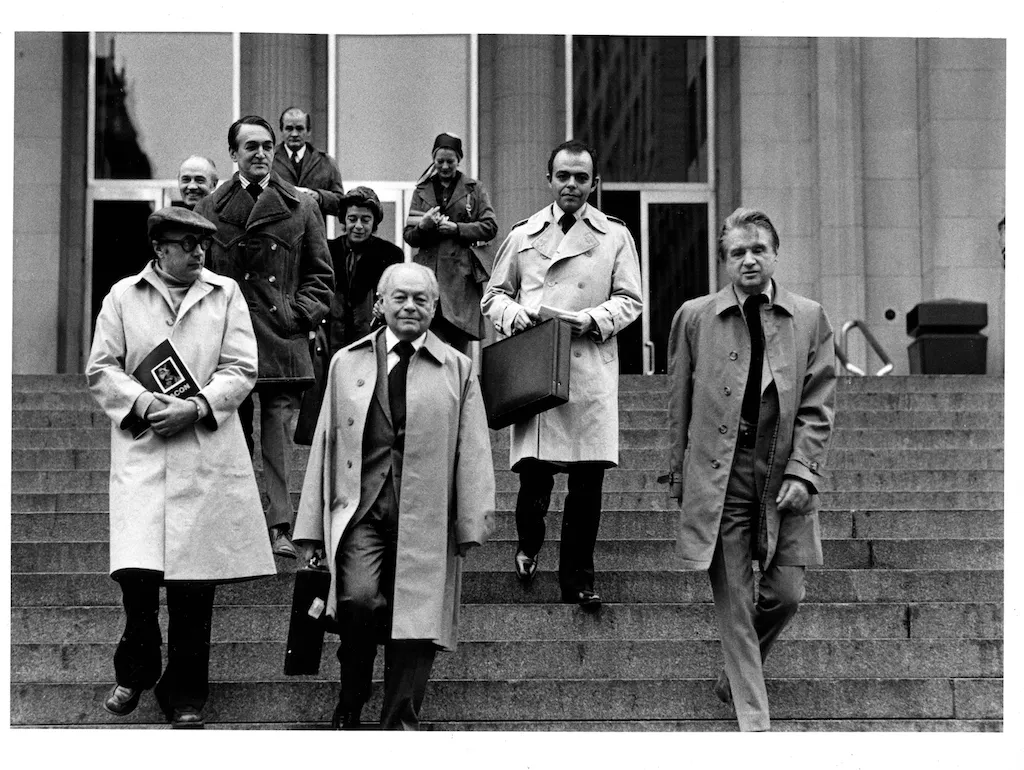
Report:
147,206,218,239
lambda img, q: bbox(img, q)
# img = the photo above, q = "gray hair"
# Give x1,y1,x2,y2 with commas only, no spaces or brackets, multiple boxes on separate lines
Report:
179,154,219,187
718,207,780,260
377,262,440,302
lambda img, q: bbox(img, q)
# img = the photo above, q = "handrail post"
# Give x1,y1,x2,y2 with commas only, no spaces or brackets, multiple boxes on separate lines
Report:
836,319,894,377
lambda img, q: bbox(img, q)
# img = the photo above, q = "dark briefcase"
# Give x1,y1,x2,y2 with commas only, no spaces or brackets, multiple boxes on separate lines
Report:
283,559,332,676
480,318,571,430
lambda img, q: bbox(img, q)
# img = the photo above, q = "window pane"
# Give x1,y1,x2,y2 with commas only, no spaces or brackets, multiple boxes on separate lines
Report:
91,200,156,325
95,33,234,180
573,36,708,183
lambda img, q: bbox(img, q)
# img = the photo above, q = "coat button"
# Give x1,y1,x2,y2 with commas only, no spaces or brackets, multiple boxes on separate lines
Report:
356,379,365,386
718,425,727,434
243,272,250,280
269,305,277,313
346,460,353,468
268,275,276,283
574,350,582,358
724,386,731,396
578,282,585,288
166,319,174,326
729,351,738,360
547,280,556,286
347,417,354,426
271,243,277,251
711,459,721,469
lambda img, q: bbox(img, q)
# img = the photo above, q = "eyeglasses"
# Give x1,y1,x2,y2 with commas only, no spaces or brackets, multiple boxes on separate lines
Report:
160,235,212,253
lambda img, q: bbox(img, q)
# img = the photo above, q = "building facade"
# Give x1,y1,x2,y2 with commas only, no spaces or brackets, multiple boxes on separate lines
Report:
12,33,1005,376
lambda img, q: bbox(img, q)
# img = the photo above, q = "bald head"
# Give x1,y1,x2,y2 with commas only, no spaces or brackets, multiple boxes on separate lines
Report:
178,155,218,209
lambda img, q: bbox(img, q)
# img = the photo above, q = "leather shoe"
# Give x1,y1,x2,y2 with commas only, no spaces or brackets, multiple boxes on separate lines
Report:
562,588,602,611
713,669,733,707
270,527,298,559
331,702,362,730
514,550,539,585
170,706,205,729
103,684,141,716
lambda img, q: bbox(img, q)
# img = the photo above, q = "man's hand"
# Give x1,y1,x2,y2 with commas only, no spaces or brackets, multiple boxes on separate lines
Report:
777,477,812,513
512,308,540,333
295,186,321,203
437,217,458,235
564,310,596,337
147,393,197,437
295,540,323,565
418,206,441,230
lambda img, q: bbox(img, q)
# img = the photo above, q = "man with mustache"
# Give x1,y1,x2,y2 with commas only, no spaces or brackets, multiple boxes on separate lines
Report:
196,115,334,561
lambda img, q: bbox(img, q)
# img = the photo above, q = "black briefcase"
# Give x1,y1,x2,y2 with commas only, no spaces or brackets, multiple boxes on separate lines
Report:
283,558,332,676
480,318,571,430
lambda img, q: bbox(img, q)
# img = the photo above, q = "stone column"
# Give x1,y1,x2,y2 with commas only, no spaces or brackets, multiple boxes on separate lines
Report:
240,34,323,134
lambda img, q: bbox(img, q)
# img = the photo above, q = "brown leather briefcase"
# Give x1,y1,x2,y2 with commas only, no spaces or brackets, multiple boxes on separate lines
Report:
480,318,571,429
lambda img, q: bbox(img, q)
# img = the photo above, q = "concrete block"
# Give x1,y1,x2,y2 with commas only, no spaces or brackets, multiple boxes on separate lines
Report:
926,119,1005,171
863,128,920,179
910,602,1003,639
953,678,1002,719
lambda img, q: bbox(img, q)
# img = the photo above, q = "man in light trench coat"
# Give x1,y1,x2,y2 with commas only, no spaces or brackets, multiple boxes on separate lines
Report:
666,207,836,731
293,262,495,730
482,139,643,609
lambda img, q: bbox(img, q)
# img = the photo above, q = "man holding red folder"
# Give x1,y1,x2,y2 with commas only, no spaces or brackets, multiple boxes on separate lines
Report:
482,140,642,609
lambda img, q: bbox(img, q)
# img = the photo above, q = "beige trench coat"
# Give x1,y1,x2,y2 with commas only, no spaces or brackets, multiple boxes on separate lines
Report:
481,203,643,468
292,330,495,652
87,263,276,582
667,282,836,570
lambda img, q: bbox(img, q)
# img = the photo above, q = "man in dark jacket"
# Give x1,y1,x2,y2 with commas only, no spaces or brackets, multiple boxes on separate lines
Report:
294,186,404,444
272,106,345,220
195,115,334,559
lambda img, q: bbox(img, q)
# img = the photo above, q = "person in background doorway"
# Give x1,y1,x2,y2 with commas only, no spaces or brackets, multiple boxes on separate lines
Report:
273,106,346,220
403,132,497,356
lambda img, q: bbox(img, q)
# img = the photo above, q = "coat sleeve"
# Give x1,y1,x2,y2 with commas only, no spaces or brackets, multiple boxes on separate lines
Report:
314,153,346,218
455,183,498,245
292,202,335,332
784,303,837,488
293,356,337,547
403,186,432,247
480,230,527,337
198,280,258,429
666,304,694,503
453,362,496,547
587,228,644,342
86,286,150,431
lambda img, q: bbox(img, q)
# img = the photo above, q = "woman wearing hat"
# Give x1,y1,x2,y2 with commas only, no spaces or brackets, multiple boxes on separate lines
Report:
87,206,276,728
294,186,404,444
403,132,498,355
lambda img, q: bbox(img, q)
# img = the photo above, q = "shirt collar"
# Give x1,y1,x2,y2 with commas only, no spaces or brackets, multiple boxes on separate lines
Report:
732,278,775,309
290,144,306,162
385,327,427,353
552,201,588,224
238,173,271,190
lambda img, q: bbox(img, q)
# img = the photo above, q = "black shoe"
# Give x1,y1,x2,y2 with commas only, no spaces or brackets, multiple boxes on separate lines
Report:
562,588,602,610
713,669,733,707
270,527,298,559
103,684,142,716
331,702,362,730
170,706,205,729
514,550,539,585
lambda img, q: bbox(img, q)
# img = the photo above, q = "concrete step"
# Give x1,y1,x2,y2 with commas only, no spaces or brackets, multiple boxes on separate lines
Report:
10,445,1005,472
12,638,1002,684
10,602,1003,646
11,538,1004,574
828,429,1002,450
10,488,1005,514
9,677,1001,726
10,467,1003,495
12,569,1003,608
615,390,1005,412
11,509,1003,544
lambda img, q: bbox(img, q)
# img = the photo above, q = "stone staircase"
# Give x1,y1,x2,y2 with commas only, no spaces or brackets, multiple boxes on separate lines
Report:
10,374,1003,730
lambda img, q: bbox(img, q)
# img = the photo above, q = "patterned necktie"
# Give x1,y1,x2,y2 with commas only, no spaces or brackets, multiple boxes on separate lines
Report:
559,213,575,234
388,340,415,435
247,183,262,203
741,294,769,425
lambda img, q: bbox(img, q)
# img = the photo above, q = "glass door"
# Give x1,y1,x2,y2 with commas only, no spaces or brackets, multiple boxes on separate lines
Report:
601,188,714,374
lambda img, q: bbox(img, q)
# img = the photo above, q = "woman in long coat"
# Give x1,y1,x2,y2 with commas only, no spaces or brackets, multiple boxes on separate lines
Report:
87,207,275,729
403,132,498,355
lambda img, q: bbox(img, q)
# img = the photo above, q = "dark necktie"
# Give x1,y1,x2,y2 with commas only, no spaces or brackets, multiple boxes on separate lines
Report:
741,294,768,425
247,183,262,203
388,341,415,436
291,151,302,177
559,213,575,234
345,247,357,286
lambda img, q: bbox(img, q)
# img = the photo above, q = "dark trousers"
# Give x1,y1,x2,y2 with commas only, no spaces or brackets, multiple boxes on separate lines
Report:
430,312,474,357
113,570,216,715
515,460,605,594
240,386,302,530
708,443,805,732
334,482,436,730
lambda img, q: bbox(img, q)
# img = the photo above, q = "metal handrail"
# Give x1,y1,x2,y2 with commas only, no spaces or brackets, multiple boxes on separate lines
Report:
836,319,894,377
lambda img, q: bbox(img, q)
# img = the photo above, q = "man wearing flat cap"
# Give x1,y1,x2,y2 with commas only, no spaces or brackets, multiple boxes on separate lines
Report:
273,106,346,220
196,115,334,560
87,206,275,728
294,186,404,444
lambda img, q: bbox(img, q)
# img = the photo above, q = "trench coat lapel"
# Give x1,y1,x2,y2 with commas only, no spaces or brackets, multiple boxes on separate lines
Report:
215,175,296,232
372,329,392,427
527,205,600,265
